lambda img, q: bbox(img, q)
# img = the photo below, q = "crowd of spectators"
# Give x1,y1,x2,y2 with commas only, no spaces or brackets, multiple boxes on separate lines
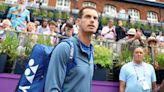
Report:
98,19,164,55
0,0,163,90
0,0,164,60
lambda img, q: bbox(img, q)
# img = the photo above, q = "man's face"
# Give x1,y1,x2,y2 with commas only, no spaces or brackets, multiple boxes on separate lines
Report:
49,24,57,32
133,48,144,63
128,34,135,39
65,27,73,37
108,21,114,27
77,9,99,34
68,17,74,24
118,21,123,26
42,21,48,27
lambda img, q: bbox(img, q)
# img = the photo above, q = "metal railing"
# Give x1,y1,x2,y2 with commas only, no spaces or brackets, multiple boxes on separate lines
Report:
0,30,163,73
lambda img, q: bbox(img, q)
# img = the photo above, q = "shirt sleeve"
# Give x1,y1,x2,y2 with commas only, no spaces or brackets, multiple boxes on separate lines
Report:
150,65,157,83
119,65,127,82
44,42,70,92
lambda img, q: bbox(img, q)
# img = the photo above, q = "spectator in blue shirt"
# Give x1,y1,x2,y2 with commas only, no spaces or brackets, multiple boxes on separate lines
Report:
119,47,157,92
7,0,30,31
44,7,99,92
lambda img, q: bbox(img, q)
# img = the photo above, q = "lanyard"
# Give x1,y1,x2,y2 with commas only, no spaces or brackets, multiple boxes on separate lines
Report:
133,62,146,80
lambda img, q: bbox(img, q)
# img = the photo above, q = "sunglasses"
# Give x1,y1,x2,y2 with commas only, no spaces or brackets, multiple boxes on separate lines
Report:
128,34,135,36
149,40,156,43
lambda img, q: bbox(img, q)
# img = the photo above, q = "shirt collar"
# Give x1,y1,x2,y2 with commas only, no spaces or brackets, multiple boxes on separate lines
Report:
74,35,94,53
132,61,144,66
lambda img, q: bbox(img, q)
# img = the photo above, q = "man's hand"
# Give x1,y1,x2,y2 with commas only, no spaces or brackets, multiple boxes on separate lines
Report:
152,82,157,92
134,32,141,40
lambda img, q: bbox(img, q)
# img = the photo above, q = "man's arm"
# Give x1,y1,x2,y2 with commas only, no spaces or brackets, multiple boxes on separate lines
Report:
120,80,126,92
119,65,127,92
152,82,157,92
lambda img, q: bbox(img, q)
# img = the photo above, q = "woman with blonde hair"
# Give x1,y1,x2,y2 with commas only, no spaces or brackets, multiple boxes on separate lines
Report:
26,22,38,46
17,22,38,56
26,22,36,32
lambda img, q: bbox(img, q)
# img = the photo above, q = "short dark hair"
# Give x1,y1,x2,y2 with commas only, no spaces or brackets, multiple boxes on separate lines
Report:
65,22,73,28
42,18,49,22
77,7,98,18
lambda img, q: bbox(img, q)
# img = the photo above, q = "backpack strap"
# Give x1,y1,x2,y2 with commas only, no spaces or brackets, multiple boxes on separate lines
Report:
62,39,77,75
49,38,77,75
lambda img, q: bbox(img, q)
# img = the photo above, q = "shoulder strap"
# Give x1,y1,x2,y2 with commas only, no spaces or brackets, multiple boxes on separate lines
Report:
62,39,77,75
64,40,75,60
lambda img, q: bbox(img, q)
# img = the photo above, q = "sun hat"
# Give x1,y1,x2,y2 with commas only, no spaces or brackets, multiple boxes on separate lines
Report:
147,36,157,44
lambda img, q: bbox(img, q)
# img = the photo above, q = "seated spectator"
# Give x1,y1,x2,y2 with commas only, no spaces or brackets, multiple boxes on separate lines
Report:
43,21,59,45
7,0,30,30
118,28,144,48
18,22,37,47
63,22,73,37
26,22,36,32
27,22,38,46
60,22,73,41
61,16,74,33
37,18,50,34
101,19,116,42
2,19,12,30
0,19,12,43
145,36,158,56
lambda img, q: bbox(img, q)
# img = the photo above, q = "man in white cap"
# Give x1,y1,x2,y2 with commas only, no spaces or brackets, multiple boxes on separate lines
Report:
118,28,144,48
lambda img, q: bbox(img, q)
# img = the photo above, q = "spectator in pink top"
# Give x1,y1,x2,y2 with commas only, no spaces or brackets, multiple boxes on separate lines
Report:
101,19,116,41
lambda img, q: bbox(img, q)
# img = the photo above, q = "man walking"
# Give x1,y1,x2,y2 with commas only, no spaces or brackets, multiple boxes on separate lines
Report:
119,47,157,92
44,7,99,92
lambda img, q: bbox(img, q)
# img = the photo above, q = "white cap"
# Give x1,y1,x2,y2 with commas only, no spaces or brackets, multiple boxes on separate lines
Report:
127,28,136,35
